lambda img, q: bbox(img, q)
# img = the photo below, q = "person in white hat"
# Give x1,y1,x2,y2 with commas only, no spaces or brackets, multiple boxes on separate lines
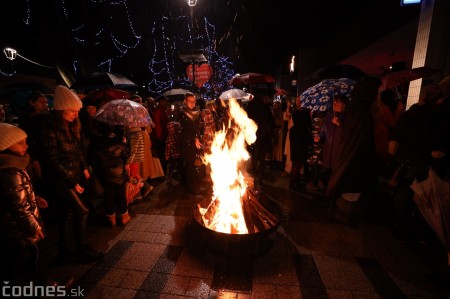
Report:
34,85,103,263
0,123,48,283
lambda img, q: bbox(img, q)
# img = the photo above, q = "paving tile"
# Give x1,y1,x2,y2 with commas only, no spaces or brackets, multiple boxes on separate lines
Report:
115,242,166,271
161,274,190,295
276,284,301,299
308,241,352,257
292,254,327,298
98,268,128,287
211,260,253,293
173,250,215,278
137,231,173,244
140,272,170,293
85,286,136,299
314,255,374,292
326,289,355,299
151,245,184,274
253,251,299,285
185,277,213,298
119,270,148,290
133,290,160,299
356,257,407,298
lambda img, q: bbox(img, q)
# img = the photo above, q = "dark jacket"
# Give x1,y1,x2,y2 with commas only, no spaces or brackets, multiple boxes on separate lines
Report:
0,152,42,248
391,102,447,180
36,114,88,189
88,132,129,185
289,108,312,162
326,77,381,197
320,112,346,169
178,105,202,162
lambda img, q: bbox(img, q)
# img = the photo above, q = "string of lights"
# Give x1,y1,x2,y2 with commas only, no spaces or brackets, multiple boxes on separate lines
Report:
2,1,244,99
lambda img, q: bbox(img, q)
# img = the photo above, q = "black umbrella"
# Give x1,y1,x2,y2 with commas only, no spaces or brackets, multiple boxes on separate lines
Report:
70,72,137,92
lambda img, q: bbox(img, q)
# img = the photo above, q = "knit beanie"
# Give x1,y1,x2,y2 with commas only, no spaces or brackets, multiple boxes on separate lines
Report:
53,85,83,111
0,123,27,151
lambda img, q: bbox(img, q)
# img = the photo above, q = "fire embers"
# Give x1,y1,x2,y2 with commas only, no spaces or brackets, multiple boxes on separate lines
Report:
196,188,281,235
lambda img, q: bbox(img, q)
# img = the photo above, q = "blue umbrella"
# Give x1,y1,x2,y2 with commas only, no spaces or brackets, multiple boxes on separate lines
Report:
300,78,355,112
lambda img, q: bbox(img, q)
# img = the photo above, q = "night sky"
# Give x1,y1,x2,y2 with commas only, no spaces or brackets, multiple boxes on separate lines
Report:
0,0,419,91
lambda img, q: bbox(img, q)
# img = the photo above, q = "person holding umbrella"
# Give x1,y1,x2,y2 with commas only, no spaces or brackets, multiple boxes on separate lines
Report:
388,84,448,268
325,76,382,227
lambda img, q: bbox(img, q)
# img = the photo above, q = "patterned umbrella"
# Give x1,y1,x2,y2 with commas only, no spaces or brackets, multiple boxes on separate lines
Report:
94,99,151,127
300,78,355,112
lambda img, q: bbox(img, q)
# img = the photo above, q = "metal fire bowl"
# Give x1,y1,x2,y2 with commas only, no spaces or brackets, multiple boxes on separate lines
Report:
189,191,283,258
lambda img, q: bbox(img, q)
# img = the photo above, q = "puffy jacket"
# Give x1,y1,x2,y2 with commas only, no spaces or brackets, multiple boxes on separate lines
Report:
36,115,88,189
88,135,129,185
0,152,42,248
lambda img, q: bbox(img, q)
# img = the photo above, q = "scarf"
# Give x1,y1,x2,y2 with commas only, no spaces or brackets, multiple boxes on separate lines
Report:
0,152,30,170
180,104,200,121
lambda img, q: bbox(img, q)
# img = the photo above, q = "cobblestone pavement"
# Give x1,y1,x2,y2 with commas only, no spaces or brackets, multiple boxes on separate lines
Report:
41,170,450,299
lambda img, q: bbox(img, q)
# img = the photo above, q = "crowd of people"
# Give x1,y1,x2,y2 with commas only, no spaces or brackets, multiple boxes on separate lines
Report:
0,75,449,287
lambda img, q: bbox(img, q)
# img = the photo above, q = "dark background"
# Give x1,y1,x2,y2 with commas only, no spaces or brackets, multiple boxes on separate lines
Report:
0,0,420,88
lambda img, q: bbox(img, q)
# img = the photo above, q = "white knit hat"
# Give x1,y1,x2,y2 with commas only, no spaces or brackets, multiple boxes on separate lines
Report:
0,123,27,151
53,85,82,111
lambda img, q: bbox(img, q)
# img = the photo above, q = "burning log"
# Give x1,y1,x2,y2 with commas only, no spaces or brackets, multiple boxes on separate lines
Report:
198,188,280,234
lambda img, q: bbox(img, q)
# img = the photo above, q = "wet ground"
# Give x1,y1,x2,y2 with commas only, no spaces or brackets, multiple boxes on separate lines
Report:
40,169,450,299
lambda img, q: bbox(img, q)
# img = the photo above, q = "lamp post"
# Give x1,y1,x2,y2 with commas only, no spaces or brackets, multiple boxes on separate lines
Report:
3,47,55,69
289,55,297,95
186,0,198,6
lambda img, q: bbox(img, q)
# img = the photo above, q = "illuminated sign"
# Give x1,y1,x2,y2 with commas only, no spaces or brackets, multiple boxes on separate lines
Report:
400,0,421,6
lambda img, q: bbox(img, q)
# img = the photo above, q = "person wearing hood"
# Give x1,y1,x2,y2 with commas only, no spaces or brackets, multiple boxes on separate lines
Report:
326,76,382,226
0,123,47,283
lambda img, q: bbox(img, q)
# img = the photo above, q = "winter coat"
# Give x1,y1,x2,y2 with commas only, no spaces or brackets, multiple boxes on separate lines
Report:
151,105,169,143
246,97,276,155
36,115,88,189
289,109,312,162
0,152,42,248
88,135,129,185
391,102,447,179
326,77,381,198
178,105,202,163
320,112,346,169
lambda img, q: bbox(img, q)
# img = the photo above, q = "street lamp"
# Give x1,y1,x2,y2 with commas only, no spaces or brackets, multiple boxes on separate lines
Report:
3,47,55,68
3,48,17,60
289,55,295,74
187,0,198,6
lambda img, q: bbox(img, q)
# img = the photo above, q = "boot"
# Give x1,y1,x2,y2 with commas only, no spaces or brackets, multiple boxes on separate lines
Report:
120,211,131,226
140,181,154,198
106,214,116,227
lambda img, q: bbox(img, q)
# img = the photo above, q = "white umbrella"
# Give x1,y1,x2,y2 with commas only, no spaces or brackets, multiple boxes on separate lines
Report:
219,89,248,101
163,88,190,97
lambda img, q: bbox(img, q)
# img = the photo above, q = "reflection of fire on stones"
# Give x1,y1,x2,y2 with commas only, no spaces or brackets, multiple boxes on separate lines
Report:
198,98,280,235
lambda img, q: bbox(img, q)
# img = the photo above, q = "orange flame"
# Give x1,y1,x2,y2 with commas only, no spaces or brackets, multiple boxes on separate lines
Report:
202,98,257,234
